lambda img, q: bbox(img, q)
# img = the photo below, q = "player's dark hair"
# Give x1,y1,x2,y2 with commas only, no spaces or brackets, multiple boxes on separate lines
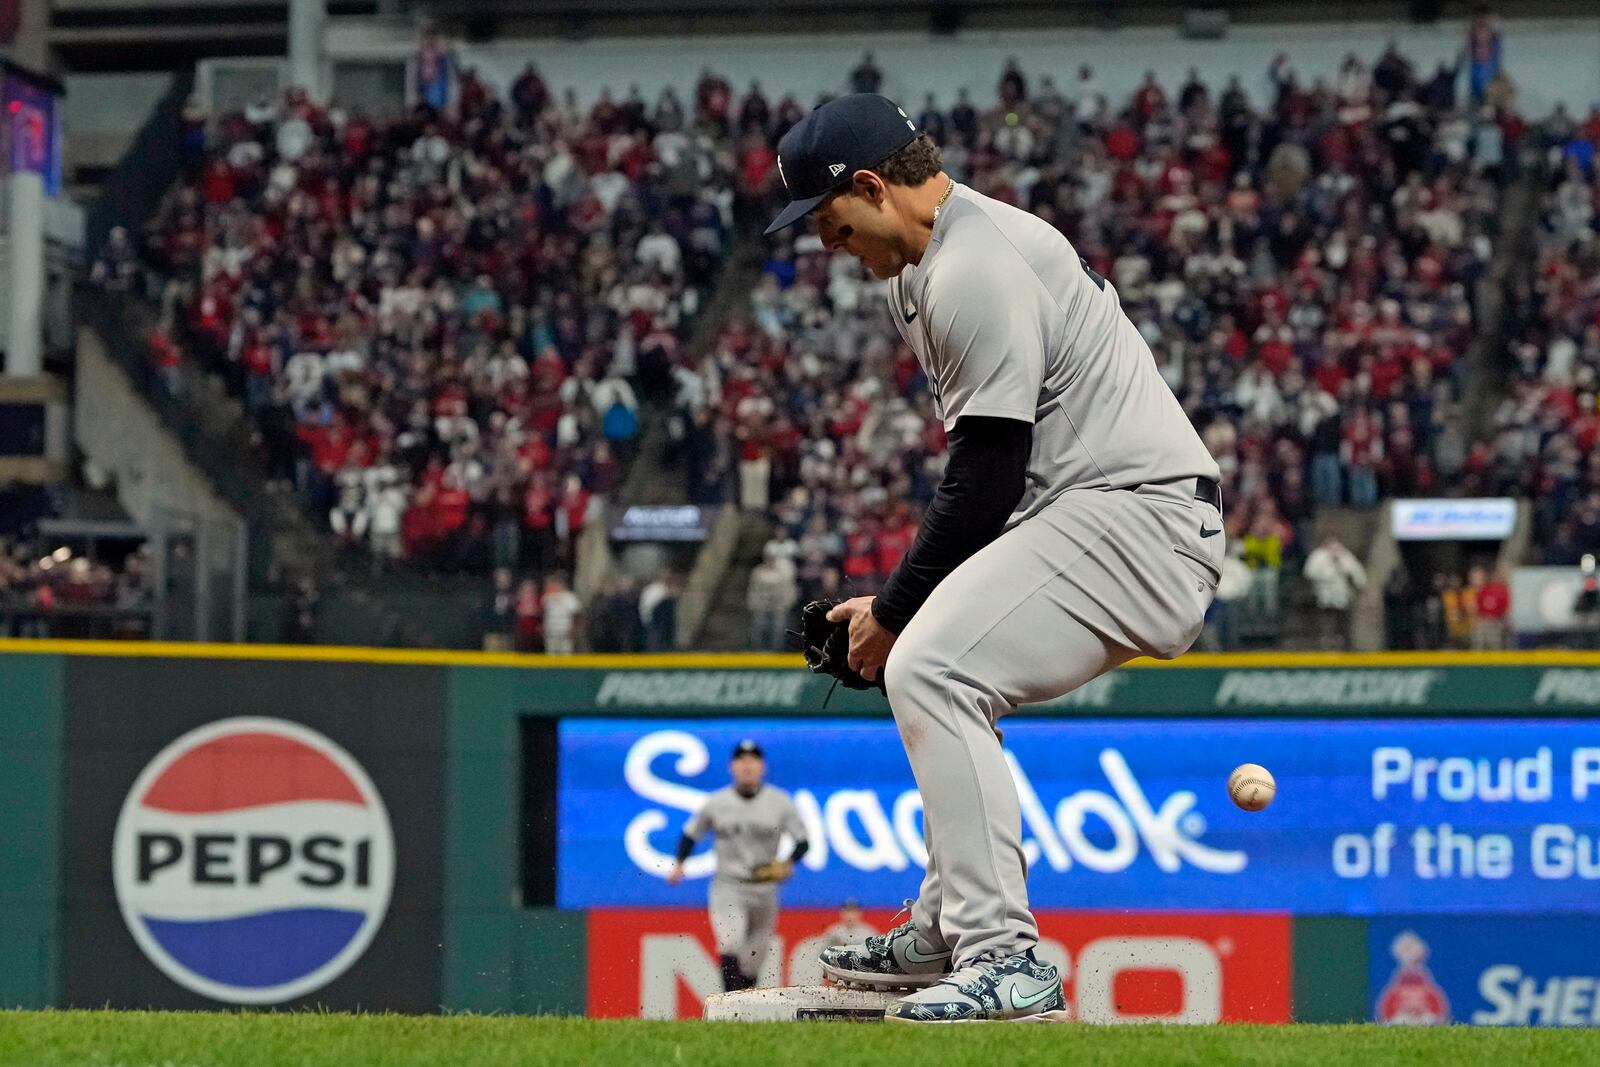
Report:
873,133,943,187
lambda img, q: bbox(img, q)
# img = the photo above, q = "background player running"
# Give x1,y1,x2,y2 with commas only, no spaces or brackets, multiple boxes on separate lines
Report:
669,739,811,992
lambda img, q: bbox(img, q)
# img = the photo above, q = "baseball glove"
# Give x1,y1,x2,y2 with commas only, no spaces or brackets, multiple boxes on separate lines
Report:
794,599,885,697
750,859,794,884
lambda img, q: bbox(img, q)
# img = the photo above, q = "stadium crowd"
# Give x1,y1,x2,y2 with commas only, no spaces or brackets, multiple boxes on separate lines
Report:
1498,113,1600,566
678,45,1520,646
81,24,1579,652
123,64,740,585
0,538,153,639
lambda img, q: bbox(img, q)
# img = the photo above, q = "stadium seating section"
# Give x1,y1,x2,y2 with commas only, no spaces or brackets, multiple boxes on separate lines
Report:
89,45,1588,649
135,74,734,575
682,51,1508,609
1505,118,1600,564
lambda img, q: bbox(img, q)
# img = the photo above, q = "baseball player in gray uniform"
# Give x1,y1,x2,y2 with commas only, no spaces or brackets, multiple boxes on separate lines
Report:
764,95,1224,1022
668,739,810,991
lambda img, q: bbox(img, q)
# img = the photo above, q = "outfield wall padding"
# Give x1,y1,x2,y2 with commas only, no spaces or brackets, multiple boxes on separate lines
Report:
0,642,1595,1018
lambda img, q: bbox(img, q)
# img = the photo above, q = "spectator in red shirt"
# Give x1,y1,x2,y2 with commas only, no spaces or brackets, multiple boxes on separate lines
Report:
1341,408,1384,508
842,519,879,590
514,577,544,653
1133,71,1167,123
200,158,236,205
149,324,183,397
1312,349,1349,396
555,474,591,566
1256,327,1295,378
739,133,778,198
876,510,915,577
431,468,470,541
737,425,771,512
1104,124,1140,161
1471,565,1512,649
695,67,732,132
522,471,557,573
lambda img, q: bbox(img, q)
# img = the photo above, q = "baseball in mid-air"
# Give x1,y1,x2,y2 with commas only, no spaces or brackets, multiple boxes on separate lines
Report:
1228,763,1276,812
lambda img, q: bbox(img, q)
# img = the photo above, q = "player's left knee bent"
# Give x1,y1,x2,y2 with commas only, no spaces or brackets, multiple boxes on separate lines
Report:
882,641,919,704
883,639,953,749
883,635,951,706
885,637,1004,742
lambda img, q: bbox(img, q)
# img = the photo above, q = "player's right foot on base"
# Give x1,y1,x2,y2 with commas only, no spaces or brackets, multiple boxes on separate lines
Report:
885,951,1064,1023
820,917,953,989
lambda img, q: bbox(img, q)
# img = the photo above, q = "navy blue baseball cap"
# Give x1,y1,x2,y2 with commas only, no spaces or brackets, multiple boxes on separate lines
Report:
765,94,920,235
732,739,764,759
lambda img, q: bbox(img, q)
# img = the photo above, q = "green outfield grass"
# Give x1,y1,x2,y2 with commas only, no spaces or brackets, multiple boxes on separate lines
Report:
2,1012,1598,1067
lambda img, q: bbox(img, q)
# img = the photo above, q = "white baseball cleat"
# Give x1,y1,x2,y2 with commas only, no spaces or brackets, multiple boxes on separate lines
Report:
885,951,1064,1023
819,915,953,989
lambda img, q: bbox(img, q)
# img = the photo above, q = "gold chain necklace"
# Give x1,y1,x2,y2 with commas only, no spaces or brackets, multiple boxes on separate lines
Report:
932,178,955,224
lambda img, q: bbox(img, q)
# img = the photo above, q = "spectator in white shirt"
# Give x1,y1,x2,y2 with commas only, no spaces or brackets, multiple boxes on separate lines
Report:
330,484,368,548
276,115,313,161
638,570,678,652
541,574,583,655
636,224,683,276
746,545,798,651
1304,537,1368,650
762,527,799,575
591,371,639,421
284,350,325,413
324,345,365,376
367,485,407,563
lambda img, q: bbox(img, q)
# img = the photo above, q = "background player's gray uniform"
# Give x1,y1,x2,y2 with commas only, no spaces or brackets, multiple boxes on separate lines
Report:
882,183,1224,965
684,785,806,980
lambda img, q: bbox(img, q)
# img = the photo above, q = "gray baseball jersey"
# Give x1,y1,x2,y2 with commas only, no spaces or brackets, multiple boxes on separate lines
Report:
873,180,1226,971
684,785,806,883
887,182,1220,527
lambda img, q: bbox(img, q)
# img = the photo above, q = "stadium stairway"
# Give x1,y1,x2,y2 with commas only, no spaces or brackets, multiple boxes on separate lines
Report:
694,509,780,651
188,385,447,648
1307,505,1383,651
602,206,771,648
80,290,442,648
1333,153,1544,652
614,406,680,506
1345,151,1543,650
78,88,453,647
1461,156,1544,447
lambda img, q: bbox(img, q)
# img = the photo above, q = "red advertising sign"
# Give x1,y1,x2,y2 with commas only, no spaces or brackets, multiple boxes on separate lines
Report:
587,908,1291,1022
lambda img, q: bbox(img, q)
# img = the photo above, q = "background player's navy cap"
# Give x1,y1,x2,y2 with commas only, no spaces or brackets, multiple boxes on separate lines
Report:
764,94,919,235
732,739,764,759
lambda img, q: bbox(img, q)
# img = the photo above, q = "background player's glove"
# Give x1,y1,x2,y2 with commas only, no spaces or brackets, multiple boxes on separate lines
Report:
794,599,886,696
750,859,794,883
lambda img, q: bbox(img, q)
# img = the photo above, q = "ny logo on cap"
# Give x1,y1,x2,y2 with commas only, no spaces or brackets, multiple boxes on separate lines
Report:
777,156,788,191
829,163,846,177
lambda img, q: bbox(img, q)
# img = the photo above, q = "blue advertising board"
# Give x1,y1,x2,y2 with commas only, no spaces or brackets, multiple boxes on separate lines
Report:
557,718,1600,913
1369,917,1600,1026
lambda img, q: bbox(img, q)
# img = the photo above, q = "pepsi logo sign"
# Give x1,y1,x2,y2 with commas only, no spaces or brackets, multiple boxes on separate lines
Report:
112,718,395,1004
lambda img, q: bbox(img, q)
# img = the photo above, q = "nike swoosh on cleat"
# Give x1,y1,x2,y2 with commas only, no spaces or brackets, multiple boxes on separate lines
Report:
1009,984,1059,1011
902,941,951,964
1199,526,1222,538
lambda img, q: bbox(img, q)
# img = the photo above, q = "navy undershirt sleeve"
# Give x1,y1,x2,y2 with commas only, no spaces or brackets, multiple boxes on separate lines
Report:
870,415,1032,634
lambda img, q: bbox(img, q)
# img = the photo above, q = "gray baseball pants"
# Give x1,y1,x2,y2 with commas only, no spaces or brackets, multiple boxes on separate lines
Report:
885,480,1222,966
709,879,779,979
